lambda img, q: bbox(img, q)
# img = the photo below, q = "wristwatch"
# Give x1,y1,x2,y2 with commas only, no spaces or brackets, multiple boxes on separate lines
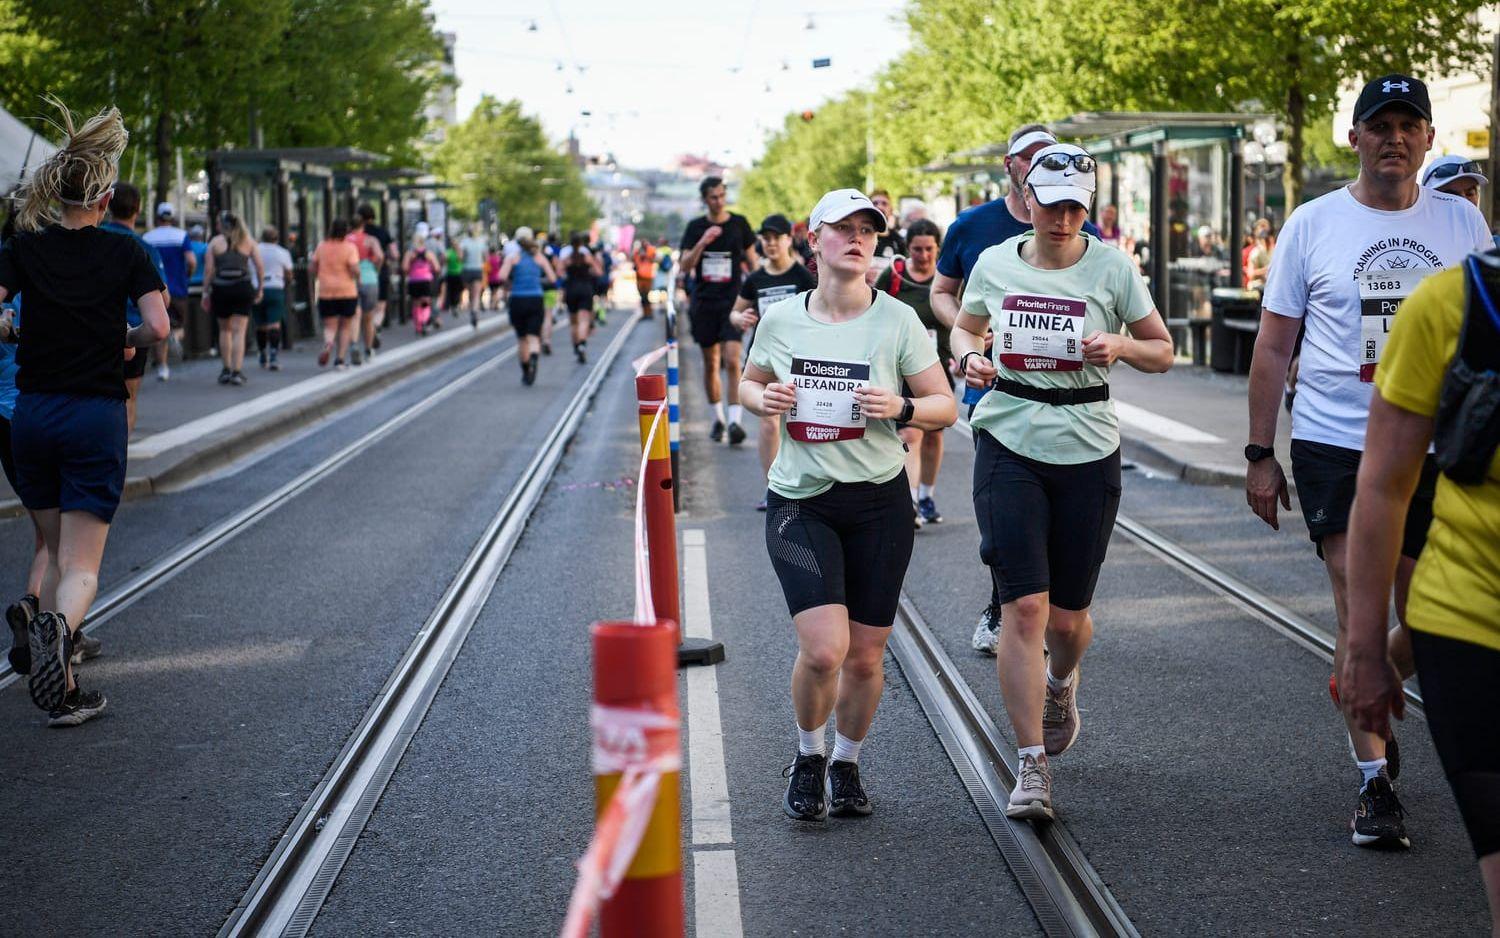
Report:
898,397,915,423
1244,443,1275,462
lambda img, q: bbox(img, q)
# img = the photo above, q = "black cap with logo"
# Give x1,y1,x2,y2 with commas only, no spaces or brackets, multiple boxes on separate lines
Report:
1353,74,1431,123
758,213,793,236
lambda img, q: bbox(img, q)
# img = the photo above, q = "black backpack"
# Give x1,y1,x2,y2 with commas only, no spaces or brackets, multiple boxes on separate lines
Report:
1434,250,1500,484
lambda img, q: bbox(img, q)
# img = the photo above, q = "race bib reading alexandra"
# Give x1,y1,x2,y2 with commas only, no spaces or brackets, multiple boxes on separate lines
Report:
998,293,1086,371
788,356,870,442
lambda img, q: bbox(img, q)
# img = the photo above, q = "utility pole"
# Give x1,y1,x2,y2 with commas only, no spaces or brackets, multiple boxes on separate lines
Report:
1489,30,1499,228
864,94,875,193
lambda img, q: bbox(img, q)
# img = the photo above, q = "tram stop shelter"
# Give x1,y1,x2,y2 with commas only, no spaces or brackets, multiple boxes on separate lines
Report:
204,147,419,351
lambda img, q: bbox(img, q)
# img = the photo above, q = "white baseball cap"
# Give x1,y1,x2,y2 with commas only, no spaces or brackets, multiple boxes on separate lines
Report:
1007,129,1057,157
1023,143,1096,209
156,201,175,218
808,188,888,233
513,225,534,241
1422,155,1488,189
414,221,430,238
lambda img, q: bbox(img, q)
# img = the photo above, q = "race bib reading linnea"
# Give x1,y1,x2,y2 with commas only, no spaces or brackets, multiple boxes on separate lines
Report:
702,252,733,283
756,283,799,315
788,357,870,443
997,293,1085,371
1357,268,1434,382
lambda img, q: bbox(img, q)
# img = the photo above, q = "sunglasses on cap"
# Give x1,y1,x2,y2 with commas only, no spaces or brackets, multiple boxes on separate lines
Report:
1426,160,1483,183
1033,152,1097,174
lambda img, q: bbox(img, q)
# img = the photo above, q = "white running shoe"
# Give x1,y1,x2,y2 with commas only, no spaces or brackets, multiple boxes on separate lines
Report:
156,363,170,382
1005,752,1054,820
971,603,1000,656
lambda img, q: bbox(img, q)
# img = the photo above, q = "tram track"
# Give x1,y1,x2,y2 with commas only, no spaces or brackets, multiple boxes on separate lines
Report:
218,313,641,938
0,331,520,693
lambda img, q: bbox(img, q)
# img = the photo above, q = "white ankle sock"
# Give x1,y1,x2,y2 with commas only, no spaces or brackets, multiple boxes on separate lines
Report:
728,404,743,424
1046,664,1074,690
1357,757,1387,788
831,732,863,764
910,486,920,502
1018,744,1045,762
713,400,727,422
798,722,827,757
918,483,934,500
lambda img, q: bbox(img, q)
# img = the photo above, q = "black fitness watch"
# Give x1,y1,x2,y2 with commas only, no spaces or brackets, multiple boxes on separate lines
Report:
898,397,915,423
1244,443,1275,463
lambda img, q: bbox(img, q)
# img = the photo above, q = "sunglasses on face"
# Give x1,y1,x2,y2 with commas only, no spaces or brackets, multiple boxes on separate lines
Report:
1426,160,1483,183
1034,153,1096,174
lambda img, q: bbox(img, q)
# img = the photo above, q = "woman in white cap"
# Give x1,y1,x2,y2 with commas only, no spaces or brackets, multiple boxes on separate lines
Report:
741,188,956,823
950,143,1173,820
1421,155,1487,208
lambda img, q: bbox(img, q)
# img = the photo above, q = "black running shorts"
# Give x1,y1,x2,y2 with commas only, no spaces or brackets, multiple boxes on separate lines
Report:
973,430,1121,611
1411,628,1500,857
564,280,595,313
764,473,915,628
688,298,742,348
1289,440,1438,559
508,295,545,338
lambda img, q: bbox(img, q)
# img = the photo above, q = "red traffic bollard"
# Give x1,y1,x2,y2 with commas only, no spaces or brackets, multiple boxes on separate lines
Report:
636,375,679,632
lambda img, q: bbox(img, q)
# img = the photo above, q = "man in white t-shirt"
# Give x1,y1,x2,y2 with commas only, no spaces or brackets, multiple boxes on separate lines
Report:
1247,73,1492,851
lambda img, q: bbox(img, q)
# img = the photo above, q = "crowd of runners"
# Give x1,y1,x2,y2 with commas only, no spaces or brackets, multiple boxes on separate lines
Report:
1,65,1497,929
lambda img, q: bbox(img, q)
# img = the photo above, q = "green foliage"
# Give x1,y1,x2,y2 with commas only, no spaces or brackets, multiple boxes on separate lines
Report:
432,96,596,234
0,0,445,205
745,0,1493,211
739,90,874,223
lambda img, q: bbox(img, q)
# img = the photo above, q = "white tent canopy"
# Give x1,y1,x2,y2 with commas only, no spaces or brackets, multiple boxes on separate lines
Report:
1,104,59,194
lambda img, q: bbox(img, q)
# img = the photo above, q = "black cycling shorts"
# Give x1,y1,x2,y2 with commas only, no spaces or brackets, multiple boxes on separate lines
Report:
973,430,1121,611
764,473,915,628
564,281,594,313
508,295,545,338
1290,440,1438,560
1411,628,1500,858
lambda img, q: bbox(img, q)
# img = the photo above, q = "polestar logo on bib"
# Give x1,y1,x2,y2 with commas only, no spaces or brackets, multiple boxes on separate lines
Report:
788,356,870,442
702,252,733,283
998,293,1086,371
1356,267,1434,381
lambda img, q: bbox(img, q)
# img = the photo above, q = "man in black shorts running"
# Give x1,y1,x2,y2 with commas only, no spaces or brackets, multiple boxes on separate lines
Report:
679,176,759,445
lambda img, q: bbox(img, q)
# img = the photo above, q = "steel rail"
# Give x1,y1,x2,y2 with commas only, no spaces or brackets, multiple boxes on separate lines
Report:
219,313,642,938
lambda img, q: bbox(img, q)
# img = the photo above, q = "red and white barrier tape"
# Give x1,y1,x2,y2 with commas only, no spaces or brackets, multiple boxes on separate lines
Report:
632,343,670,376
632,397,666,625
559,705,681,938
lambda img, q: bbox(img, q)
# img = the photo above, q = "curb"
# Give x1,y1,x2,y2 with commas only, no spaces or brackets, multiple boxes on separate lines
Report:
0,319,511,520
1121,432,1299,495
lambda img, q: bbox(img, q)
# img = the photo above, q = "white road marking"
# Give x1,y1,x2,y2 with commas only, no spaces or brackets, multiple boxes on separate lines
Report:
1113,400,1225,444
128,315,507,459
693,850,744,937
680,527,743,937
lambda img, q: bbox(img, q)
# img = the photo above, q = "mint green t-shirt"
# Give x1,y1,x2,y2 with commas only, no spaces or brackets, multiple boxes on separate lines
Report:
748,290,940,498
961,233,1155,464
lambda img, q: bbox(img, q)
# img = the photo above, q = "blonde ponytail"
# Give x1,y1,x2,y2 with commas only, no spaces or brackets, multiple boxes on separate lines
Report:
14,95,128,233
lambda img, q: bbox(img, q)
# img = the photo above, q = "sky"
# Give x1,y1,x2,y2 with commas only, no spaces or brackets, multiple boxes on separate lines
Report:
429,0,909,170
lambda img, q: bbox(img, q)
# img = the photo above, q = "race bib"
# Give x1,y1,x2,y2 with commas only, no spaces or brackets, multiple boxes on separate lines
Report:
997,293,1085,371
788,356,869,443
756,283,799,315
702,252,733,283
1357,268,1434,382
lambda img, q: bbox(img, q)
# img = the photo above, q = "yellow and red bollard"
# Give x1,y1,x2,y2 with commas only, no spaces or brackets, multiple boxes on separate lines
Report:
636,375,680,630
591,619,682,937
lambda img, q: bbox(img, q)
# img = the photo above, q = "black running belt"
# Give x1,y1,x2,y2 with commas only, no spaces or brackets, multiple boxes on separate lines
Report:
991,377,1109,405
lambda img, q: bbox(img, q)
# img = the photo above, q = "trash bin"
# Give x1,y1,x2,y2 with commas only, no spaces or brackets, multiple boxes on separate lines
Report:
1210,287,1261,374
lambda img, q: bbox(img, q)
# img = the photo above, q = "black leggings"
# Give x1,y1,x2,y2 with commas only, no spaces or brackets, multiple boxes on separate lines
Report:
1412,628,1500,857
764,473,914,628
973,430,1121,611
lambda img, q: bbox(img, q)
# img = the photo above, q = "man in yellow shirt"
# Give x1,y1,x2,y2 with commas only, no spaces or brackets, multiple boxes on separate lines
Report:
1343,253,1499,932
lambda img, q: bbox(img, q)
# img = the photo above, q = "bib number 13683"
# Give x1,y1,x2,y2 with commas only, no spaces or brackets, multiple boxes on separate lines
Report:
1357,267,1433,382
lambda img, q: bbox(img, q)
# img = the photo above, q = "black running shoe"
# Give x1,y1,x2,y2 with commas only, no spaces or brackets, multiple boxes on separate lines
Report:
1352,775,1410,849
48,687,107,728
27,611,69,712
542,342,552,356
710,420,726,443
727,422,747,446
217,367,232,385
69,629,101,665
7,593,37,674
827,759,873,817
782,753,828,822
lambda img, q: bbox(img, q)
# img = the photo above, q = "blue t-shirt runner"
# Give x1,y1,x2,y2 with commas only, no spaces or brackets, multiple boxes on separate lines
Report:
102,221,167,327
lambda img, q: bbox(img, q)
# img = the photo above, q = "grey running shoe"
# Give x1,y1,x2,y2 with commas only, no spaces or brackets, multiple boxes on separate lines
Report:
350,347,363,366
1352,775,1409,849
69,629,102,666
827,759,873,817
7,593,37,674
47,687,107,728
1005,752,1054,820
971,603,1000,656
28,611,69,712
1042,669,1081,756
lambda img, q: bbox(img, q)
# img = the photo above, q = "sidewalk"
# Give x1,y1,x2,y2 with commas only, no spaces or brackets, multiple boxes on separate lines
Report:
1109,361,1292,487
0,306,512,516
